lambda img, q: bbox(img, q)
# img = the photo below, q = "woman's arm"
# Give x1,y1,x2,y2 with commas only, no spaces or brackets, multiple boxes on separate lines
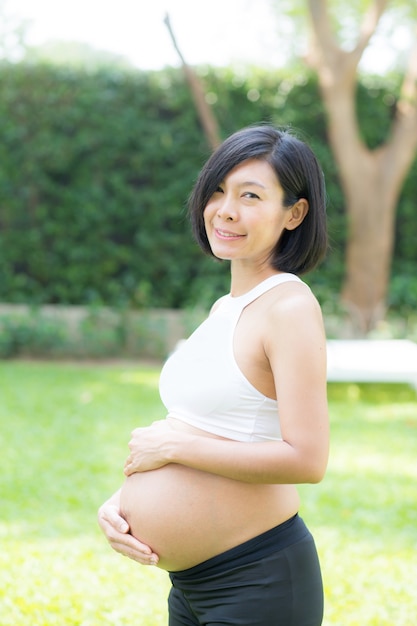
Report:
97,489,159,566
125,289,329,485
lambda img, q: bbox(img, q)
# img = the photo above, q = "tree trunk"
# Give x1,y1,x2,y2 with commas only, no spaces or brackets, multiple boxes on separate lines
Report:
321,83,403,333
306,0,417,333
339,155,397,333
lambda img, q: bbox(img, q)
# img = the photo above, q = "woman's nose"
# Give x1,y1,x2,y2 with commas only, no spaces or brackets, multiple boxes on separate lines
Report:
216,196,238,221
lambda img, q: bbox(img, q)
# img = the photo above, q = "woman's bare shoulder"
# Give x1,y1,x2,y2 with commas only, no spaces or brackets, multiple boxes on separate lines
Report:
264,281,325,342
266,280,321,316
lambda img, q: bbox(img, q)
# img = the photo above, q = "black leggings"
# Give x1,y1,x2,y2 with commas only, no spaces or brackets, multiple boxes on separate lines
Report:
168,514,323,626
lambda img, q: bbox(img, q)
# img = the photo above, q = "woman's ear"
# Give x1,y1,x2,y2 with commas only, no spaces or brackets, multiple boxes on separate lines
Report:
285,199,309,231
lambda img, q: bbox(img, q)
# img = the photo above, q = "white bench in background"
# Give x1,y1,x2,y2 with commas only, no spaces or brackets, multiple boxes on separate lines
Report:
326,339,417,391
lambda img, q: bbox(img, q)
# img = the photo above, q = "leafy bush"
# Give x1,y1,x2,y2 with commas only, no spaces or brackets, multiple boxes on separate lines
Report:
0,305,207,359
0,312,69,357
0,63,415,312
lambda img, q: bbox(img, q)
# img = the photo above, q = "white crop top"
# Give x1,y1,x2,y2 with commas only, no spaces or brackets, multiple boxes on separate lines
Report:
159,273,303,442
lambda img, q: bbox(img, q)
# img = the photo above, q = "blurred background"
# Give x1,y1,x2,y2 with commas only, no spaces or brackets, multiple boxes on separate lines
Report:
1,0,417,359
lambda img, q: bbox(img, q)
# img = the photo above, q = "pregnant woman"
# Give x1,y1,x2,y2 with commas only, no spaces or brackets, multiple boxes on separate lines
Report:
98,124,329,625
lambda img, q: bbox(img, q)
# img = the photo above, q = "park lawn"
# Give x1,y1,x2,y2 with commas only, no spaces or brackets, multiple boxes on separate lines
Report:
0,360,416,626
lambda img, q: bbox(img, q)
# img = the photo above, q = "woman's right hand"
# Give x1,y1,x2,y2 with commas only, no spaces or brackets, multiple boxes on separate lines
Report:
97,490,159,566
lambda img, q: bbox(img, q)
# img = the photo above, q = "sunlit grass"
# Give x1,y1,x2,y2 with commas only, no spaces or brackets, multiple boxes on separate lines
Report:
300,382,417,626
1,363,416,625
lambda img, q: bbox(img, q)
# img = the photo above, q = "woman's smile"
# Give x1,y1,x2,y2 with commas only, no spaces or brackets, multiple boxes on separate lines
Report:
204,159,294,266
215,228,245,240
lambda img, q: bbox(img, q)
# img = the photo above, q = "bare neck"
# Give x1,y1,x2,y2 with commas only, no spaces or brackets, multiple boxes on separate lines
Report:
229,262,281,297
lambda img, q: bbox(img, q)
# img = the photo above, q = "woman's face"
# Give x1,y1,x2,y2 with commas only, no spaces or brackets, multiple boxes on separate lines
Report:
203,159,297,268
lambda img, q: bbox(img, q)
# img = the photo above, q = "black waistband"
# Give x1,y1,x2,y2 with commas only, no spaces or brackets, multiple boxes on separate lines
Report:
169,513,310,580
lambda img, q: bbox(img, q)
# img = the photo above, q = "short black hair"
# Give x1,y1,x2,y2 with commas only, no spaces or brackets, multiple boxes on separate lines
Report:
188,124,328,274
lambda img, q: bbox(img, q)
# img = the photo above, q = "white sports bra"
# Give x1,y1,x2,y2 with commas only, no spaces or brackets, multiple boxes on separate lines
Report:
159,273,303,442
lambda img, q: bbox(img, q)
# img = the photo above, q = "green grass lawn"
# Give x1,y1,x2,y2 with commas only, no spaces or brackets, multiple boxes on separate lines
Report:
1,361,416,625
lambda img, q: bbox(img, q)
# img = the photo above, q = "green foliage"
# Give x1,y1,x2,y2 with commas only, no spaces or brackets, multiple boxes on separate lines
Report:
0,311,68,357
0,362,416,624
24,40,135,70
0,63,416,312
0,306,195,359
0,64,205,308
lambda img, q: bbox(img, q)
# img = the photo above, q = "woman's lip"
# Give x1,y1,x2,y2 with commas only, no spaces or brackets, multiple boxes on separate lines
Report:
215,228,244,239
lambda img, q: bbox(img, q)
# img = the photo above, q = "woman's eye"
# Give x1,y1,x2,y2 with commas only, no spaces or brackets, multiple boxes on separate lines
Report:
243,191,260,199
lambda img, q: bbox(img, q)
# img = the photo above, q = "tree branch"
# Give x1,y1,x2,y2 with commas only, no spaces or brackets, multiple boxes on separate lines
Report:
306,0,339,68
163,12,186,65
353,0,388,60
306,0,364,166
399,23,417,110
379,24,417,191
164,13,221,151
307,0,388,76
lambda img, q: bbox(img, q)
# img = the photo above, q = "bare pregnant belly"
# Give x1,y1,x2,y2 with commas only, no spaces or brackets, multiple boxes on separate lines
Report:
120,462,299,571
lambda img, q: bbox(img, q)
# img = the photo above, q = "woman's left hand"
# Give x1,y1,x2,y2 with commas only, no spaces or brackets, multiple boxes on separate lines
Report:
124,420,175,475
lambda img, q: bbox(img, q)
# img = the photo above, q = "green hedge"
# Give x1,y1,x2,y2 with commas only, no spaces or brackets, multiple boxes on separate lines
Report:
0,63,416,311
